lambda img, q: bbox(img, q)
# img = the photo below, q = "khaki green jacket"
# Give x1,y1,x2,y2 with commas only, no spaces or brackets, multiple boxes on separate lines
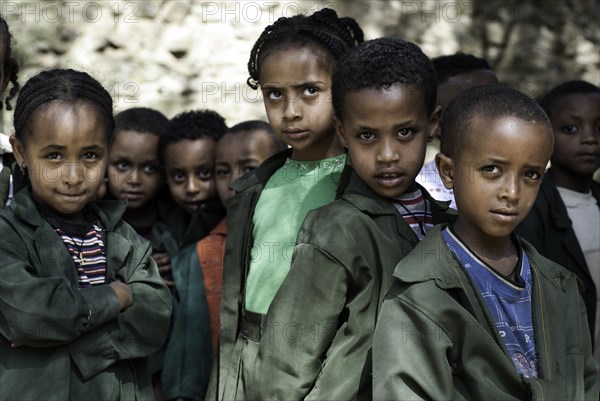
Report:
206,149,292,401
250,171,456,400
0,189,172,401
373,225,600,400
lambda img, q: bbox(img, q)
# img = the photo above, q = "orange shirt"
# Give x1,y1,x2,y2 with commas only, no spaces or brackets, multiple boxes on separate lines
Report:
196,217,227,354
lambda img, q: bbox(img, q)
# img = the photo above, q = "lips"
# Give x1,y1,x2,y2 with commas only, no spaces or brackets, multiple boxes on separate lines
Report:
491,208,519,222
374,169,405,188
282,128,309,140
122,192,144,200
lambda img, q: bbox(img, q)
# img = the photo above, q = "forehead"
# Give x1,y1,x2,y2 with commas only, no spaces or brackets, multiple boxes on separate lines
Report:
259,47,331,86
548,92,600,118
165,138,215,166
462,116,552,161
112,130,159,155
342,85,427,124
27,101,107,146
216,130,272,159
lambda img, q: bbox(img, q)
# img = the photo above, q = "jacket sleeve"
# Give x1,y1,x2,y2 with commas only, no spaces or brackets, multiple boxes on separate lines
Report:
252,243,347,401
68,230,173,380
578,293,600,399
0,237,121,347
373,289,468,401
162,244,212,401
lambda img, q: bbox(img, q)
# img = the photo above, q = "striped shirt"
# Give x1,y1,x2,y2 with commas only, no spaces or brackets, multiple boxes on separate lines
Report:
392,188,434,240
55,224,107,288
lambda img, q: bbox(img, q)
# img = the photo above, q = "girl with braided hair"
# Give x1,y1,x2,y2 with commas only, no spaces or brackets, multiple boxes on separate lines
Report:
0,69,171,401
207,8,363,401
1,16,20,207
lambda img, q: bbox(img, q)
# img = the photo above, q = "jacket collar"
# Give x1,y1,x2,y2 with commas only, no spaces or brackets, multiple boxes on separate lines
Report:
11,187,127,231
229,148,293,193
394,224,570,291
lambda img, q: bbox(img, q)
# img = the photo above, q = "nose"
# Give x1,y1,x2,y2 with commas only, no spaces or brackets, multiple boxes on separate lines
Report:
283,97,301,121
63,162,83,186
126,168,141,184
581,124,599,145
186,176,201,195
500,172,520,203
376,137,399,164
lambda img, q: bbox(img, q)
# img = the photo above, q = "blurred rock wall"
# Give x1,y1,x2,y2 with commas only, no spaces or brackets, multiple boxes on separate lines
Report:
2,0,599,131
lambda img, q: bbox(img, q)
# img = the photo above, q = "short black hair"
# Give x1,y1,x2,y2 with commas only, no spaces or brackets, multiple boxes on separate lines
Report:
159,109,227,162
433,52,493,85
441,85,551,159
14,69,114,145
114,107,169,137
332,38,438,120
226,120,287,153
247,8,364,90
0,16,19,110
539,80,600,119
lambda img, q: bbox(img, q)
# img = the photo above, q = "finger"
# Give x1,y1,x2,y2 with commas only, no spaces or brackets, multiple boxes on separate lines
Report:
158,265,172,274
162,279,176,287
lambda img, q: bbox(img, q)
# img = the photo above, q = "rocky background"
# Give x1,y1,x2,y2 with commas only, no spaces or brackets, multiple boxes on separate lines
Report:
1,0,599,130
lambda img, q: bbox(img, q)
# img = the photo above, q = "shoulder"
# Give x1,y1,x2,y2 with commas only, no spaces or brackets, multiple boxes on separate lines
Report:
521,238,579,289
298,198,373,242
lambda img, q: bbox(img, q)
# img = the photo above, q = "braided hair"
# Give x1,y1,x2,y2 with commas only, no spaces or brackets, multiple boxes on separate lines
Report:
247,8,364,90
14,69,114,145
1,16,20,111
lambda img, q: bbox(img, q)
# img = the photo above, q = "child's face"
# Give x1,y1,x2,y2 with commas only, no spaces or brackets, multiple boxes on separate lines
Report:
107,130,164,209
259,47,337,161
335,85,440,198
164,138,216,214
549,92,600,177
442,116,552,244
215,129,275,203
11,102,108,222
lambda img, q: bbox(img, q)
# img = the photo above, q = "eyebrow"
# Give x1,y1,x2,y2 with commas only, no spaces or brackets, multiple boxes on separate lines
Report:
353,120,420,131
40,144,104,152
261,80,326,90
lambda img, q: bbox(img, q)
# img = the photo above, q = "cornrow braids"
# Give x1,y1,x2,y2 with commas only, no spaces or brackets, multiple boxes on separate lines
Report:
0,16,20,111
14,69,114,144
247,8,364,90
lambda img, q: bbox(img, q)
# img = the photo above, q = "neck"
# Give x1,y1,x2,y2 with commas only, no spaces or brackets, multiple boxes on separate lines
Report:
452,223,517,277
123,201,159,228
549,167,593,193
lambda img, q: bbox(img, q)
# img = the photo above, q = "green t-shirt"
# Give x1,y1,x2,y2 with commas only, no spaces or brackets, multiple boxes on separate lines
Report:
244,154,346,313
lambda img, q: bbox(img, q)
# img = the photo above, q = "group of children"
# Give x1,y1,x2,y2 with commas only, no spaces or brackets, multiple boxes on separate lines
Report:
1,8,599,401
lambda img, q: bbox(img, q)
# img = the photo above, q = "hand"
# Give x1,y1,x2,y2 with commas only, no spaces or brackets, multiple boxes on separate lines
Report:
152,252,175,287
109,281,133,311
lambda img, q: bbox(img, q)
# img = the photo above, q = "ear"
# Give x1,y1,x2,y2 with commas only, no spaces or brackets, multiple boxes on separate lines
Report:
333,115,347,148
427,105,442,142
435,152,455,190
9,135,26,167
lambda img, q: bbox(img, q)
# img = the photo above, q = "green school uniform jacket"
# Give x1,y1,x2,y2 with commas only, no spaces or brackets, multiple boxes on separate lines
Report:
373,225,600,400
206,148,292,401
249,170,457,401
516,173,600,345
0,189,172,401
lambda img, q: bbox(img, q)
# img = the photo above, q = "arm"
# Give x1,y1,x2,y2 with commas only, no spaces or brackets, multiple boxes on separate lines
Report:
68,231,172,380
373,290,466,401
253,243,347,401
0,238,121,347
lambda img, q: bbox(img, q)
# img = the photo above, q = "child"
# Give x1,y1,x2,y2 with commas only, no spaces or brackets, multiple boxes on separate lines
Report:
160,109,227,247
252,37,456,400
0,69,172,401
373,85,599,399
416,52,498,209
107,107,178,399
517,80,600,366
1,16,20,208
161,120,286,401
207,8,364,401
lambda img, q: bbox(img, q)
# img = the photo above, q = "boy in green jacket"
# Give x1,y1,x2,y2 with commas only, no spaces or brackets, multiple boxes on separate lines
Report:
251,38,456,400
373,85,599,399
